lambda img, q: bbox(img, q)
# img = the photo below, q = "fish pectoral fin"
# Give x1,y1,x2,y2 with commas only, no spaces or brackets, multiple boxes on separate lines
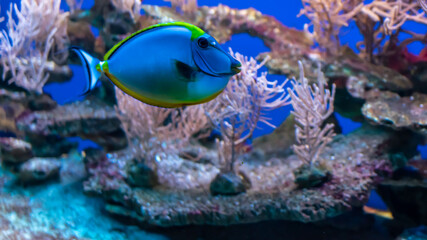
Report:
174,59,197,82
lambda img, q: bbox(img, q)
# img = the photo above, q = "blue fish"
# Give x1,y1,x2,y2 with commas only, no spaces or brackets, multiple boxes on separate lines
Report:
72,22,241,108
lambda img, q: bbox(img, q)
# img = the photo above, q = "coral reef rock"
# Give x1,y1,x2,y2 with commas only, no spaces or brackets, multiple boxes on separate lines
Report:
396,225,427,240
0,164,149,240
126,161,159,188
259,47,413,98
0,193,79,240
408,159,427,179
27,93,57,111
0,96,27,134
60,151,87,185
377,179,427,226
253,114,296,157
293,164,332,189
29,135,78,158
16,99,128,151
19,157,61,184
325,48,413,94
0,137,33,163
84,127,392,226
16,99,120,136
258,51,322,80
362,91,427,135
210,171,252,196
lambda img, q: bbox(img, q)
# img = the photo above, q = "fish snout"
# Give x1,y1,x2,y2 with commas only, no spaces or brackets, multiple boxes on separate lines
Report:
231,59,242,74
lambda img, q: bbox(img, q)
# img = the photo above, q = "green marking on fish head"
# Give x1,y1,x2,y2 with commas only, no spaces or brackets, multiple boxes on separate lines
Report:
176,22,205,40
138,22,205,40
104,22,205,60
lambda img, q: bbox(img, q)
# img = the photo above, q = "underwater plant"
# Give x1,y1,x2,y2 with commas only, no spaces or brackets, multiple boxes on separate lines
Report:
299,0,361,55
419,0,427,13
65,0,83,13
300,0,427,62
205,50,290,173
288,61,336,188
111,0,143,20
289,62,336,166
0,0,69,93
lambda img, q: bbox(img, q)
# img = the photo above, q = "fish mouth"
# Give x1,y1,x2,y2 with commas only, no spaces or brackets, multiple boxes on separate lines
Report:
231,61,242,74
231,66,241,74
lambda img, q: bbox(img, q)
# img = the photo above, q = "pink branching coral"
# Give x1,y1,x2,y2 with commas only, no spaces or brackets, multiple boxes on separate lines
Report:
288,61,336,165
0,0,69,93
418,0,427,13
164,0,198,15
65,0,83,13
205,50,290,172
111,0,143,20
300,0,427,61
299,0,363,55
360,0,426,34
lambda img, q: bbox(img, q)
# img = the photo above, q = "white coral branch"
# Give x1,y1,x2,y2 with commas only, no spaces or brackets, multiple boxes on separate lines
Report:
0,0,69,93
112,0,143,20
204,49,291,171
65,0,83,13
288,61,336,165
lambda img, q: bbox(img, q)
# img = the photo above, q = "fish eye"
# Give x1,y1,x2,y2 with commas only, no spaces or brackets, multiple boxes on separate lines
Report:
198,37,209,48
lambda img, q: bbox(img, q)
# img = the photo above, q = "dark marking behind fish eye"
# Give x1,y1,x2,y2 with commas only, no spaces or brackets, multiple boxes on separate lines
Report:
198,37,209,48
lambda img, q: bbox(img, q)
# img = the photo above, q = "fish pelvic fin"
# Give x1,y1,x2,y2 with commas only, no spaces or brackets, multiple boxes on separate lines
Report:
70,47,102,96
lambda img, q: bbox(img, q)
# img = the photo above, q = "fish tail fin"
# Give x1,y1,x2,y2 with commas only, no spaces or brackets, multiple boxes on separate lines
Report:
70,47,102,96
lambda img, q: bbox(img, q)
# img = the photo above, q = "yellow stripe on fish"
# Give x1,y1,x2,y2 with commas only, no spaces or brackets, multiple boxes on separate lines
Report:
363,205,394,220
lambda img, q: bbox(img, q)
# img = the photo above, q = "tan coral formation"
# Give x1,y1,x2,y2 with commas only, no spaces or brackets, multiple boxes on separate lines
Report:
204,50,290,172
288,62,336,165
111,0,143,20
299,0,427,61
0,0,69,93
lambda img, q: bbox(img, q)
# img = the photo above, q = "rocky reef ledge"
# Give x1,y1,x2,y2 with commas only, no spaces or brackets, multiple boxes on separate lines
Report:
85,126,392,227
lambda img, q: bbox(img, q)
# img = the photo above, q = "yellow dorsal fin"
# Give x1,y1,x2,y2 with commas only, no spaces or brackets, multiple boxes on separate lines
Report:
104,22,205,61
